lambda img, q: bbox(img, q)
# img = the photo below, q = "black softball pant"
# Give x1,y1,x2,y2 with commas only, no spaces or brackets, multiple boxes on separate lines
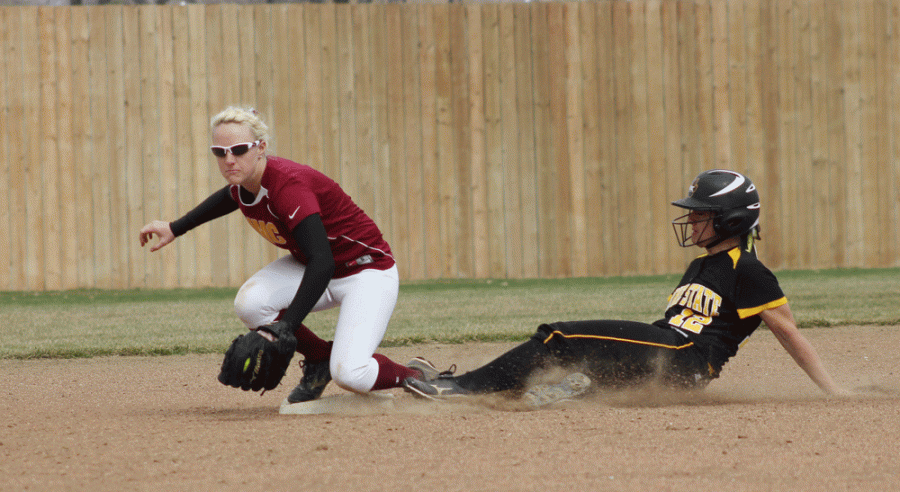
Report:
454,320,714,394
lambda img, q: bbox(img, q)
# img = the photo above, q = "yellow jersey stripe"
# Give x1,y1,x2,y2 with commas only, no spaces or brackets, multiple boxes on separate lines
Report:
737,297,788,319
728,248,741,268
542,330,695,350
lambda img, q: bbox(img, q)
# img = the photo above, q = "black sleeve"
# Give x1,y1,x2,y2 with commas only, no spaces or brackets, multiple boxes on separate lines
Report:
169,186,239,237
278,213,336,328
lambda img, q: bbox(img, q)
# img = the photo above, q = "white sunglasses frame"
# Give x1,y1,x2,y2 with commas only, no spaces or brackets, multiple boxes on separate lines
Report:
210,140,261,158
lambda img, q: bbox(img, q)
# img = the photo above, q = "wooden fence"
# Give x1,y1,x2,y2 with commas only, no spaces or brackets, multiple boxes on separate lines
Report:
1,1,899,291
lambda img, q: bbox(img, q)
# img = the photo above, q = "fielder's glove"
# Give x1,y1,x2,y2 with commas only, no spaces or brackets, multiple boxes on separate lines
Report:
217,321,297,392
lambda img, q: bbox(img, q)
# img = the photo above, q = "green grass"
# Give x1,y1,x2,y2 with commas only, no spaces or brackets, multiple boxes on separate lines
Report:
1,268,897,359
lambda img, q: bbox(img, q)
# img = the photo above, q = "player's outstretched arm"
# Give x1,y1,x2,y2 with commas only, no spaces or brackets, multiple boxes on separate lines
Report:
761,303,847,396
139,220,176,252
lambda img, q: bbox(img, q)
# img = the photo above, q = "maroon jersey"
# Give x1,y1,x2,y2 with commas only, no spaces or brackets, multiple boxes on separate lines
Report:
230,156,394,278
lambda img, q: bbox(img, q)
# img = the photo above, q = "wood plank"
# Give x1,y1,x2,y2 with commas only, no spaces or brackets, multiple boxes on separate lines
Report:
105,6,128,289
874,0,894,267
270,4,293,163
403,5,425,280
808,0,831,269
36,7,56,290
760,0,783,268
451,3,473,277
711,0,731,170
481,4,505,278
287,5,308,176
727,0,749,177
417,4,442,278
187,5,211,287
137,6,162,287
433,4,456,277
3,7,29,289
563,3,586,277
253,5,275,144
612,0,632,276
304,5,325,171
497,3,521,278
466,4,488,278
888,0,900,267
73,8,95,287
547,2,572,277
0,8,12,289
19,8,39,289
841,0,863,267
695,1,715,171
596,0,618,275
578,2,602,276
157,6,178,287
54,7,74,290
319,4,342,183
776,0,798,267
336,4,357,201
628,0,651,274
645,0,669,275
514,3,538,278
793,0,815,268
531,3,553,277
865,0,888,266
678,0,700,186
123,5,145,288
59,8,81,288
824,0,848,267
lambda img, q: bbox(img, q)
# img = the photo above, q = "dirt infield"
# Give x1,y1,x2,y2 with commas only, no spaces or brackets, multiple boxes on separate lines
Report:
3,325,899,491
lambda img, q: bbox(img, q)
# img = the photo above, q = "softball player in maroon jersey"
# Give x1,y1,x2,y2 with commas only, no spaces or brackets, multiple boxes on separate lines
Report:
140,107,436,403
404,170,845,404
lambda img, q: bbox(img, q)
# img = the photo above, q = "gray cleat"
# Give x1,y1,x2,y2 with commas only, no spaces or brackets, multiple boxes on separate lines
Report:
522,373,591,408
405,357,441,381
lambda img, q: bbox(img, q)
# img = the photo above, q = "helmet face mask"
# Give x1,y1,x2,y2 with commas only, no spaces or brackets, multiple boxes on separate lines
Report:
672,211,717,248
671,170,761,249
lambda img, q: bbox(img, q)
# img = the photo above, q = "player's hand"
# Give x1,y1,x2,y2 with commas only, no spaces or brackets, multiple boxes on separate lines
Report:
139,220,175,252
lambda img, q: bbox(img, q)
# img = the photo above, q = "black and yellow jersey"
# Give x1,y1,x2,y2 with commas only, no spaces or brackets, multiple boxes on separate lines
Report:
655,244,786,372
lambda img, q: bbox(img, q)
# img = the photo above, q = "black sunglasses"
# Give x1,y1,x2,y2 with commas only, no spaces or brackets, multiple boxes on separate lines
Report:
210,140,261,158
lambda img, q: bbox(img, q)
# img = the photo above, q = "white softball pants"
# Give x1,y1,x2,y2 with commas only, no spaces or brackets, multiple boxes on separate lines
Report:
233,255,399,393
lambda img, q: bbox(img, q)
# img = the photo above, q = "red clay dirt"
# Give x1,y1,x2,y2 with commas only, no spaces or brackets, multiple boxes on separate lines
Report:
2,325,898,491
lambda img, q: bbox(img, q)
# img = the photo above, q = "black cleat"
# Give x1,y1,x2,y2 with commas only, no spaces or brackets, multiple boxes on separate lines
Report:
402,375,470,401
286,359,331,404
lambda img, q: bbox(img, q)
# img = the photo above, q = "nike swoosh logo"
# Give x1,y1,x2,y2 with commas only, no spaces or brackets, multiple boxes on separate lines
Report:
288,206,302,220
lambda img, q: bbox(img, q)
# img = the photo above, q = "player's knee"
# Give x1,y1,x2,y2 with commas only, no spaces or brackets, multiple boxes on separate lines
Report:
330,360,372,393
233,280,277,329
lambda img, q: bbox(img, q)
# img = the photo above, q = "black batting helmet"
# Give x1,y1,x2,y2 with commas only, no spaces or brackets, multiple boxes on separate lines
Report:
671,169,761,248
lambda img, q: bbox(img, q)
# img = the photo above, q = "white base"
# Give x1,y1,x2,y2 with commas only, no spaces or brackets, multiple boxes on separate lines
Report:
279,392,396,415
